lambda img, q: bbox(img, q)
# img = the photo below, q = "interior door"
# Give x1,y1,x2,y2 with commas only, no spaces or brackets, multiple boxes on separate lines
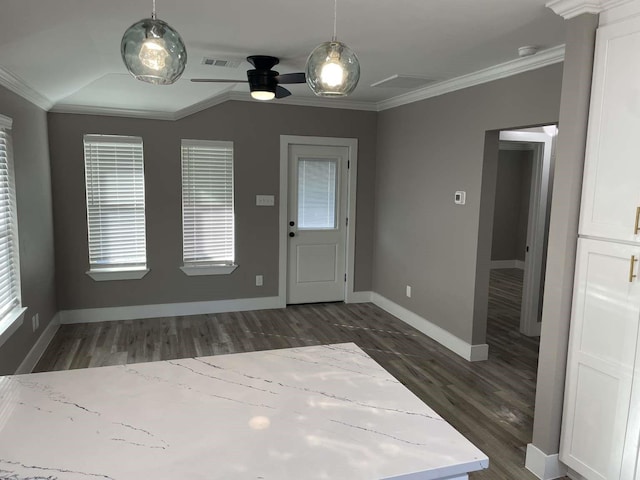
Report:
287,144,348,304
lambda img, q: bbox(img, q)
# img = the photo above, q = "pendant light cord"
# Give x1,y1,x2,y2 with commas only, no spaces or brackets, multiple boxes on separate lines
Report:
332,0,337,41
151,0,157,19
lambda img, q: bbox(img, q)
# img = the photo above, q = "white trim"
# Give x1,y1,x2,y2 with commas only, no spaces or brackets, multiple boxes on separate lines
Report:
51,89,376,121
0,307,26,349
491,259,525,269
0,67,53,111
546,0,635,19
14,313,61,375
180,264,238,276
370,293,489,362
346,291,373,303
173,88,237,120
86,268,150,281
377,45,565,111
525,444,568,480
47,47,565,120
50,103,177,120
59,296,284,324
279,135,359,306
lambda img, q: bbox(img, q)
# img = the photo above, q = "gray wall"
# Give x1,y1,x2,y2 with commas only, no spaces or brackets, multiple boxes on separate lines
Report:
491,149,533,262
373,64,562,345
532,13,598,456
0,86,57,375
48,102,377,310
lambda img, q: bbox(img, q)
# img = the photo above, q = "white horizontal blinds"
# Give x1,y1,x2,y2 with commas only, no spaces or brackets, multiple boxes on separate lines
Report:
298,157,337,230
0,123,21,319
83,135,147,270
181,140,234,266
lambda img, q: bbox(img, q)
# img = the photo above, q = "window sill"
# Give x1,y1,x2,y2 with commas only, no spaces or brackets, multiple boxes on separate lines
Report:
86,268,150,281
0,306,27,349
180,264,238,276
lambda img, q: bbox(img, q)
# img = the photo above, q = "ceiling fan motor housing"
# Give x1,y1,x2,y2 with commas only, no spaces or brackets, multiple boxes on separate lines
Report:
248,69,279,95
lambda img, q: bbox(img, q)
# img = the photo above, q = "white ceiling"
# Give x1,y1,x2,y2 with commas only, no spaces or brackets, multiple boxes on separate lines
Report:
0,0,566,116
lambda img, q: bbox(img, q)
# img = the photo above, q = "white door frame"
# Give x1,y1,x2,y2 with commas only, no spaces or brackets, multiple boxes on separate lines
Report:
498,131,553,337
279,135,359,306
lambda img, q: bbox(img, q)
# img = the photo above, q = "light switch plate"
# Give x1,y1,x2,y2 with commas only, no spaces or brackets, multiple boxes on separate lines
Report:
256,195,275,207
454,191,466,205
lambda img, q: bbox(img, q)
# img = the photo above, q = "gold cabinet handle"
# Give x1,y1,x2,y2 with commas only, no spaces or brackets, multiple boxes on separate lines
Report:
630,256,638,283
634,207,640,235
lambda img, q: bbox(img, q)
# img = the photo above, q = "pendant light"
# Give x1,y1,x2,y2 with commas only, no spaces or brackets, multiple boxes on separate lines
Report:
121,0,187,85
305,0,360,97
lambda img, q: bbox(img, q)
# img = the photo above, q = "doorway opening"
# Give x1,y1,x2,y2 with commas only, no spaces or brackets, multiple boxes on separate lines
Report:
475,124,558,352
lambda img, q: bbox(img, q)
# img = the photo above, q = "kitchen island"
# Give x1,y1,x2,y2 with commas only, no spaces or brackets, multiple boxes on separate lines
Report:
0,343,488,479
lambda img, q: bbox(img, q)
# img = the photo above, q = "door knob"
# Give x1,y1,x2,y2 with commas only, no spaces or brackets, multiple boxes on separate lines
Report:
289,232,295,237
289,221,295,227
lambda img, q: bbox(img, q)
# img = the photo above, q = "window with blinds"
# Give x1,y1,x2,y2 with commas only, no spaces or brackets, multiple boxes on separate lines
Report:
0,117,22,322
181,139,234,267
83,135,147,271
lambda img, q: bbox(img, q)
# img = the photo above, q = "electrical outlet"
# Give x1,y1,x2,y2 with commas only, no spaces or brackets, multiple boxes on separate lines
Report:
31,314,38,332
406,285,412,298
256,275,263,287
35,313,39,330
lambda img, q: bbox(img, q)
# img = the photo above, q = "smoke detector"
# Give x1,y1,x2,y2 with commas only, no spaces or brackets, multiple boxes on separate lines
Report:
518,46,539,58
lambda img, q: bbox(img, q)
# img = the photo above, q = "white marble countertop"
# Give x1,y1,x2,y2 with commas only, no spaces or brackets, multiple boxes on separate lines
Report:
0,343,488,480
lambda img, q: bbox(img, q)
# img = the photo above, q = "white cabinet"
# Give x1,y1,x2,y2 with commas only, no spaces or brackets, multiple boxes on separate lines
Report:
562,9,640,479
580,16,640,242
561,238,640,480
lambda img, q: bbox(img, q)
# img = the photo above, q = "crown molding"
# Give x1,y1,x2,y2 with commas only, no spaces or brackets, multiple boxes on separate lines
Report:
43,44,565,119
0,67,53,111
376,45,565,112
546,0,636,18
49,103,177,121
51,90,377,121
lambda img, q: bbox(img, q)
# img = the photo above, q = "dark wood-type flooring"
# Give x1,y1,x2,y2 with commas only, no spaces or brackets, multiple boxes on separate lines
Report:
35,269,553,480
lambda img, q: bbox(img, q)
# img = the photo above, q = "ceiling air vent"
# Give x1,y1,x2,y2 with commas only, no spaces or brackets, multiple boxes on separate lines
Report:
201,57,242,68
371,74,435,89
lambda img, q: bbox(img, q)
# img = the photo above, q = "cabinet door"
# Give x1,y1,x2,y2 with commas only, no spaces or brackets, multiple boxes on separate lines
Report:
580,17,640,242
560,238,640,479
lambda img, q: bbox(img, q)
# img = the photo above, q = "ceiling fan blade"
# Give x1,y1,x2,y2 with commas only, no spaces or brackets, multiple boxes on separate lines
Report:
275,72,306,84
275,85,292,99
190,79,249,83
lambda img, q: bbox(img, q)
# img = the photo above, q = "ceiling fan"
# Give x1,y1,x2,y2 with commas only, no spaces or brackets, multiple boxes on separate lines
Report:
191,55,306,101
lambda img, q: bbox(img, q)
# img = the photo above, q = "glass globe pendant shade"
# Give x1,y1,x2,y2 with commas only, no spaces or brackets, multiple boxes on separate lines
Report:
305,41,360,97
121,17,187,85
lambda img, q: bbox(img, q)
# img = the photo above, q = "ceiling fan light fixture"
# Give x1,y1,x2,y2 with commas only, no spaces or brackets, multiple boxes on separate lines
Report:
251,90,276,101
121,0,187,85
306,0,360,97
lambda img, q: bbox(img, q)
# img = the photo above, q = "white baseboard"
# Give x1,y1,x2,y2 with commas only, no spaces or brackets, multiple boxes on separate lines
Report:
59,296,285,324
370,293,489,362
346,291,373,303
491,259,525,270
525,444,568,480
14,312,61,374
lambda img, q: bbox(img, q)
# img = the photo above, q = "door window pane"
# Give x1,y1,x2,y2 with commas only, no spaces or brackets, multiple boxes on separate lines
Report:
298,158,337,229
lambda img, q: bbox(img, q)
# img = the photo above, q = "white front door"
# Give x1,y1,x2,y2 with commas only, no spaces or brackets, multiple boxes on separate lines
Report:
287,144,348,304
